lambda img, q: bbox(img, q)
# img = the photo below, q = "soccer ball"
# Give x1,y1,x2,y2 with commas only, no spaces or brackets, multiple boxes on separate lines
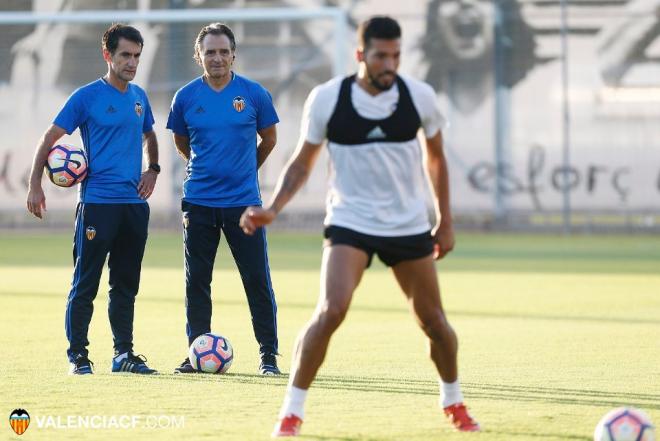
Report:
189,333,233,374
45,144,87,187
594,407,656,441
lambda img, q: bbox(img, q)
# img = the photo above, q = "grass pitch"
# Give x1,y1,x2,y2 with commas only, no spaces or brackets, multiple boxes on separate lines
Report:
1,231,658,440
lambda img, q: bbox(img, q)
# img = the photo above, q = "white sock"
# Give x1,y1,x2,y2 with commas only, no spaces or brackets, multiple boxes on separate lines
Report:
278,385,308,419
114,352,128,362
440,379,464,408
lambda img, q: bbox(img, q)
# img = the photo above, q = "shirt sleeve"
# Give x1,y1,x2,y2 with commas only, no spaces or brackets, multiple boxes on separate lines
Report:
255,85,279,131
301,85,329,144
166,91,189,137
411,80,448,138
142,92,155,133
53,88,89,135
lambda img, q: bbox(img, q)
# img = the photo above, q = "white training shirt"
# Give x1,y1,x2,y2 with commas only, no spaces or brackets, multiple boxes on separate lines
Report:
301,74,446,236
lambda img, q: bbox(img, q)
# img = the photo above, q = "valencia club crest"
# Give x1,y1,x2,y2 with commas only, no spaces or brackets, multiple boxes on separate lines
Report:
232,96,246,112
9,409,30,435
86,226,96,241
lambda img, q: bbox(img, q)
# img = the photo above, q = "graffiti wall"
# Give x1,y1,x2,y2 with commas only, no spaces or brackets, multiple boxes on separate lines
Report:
1,0,659,226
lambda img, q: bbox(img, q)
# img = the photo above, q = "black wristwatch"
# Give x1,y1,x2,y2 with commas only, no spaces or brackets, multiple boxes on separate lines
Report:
148,163,161,174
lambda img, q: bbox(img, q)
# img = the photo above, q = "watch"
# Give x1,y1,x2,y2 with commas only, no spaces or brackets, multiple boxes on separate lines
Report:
148,163,161,174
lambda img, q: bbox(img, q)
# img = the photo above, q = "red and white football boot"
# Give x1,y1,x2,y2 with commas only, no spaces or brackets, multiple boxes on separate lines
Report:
444,403,481,432
272,414,303,437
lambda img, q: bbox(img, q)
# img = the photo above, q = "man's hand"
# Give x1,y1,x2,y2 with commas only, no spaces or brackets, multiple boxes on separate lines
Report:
431,224,455,260
138,169,158,200
240,207,277,235
27,185,47,219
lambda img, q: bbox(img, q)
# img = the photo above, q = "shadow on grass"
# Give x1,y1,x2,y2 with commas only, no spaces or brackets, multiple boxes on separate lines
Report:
146,371,290,387
299,430,590,441
147,372,660,411
5,291,660,326
300,435,384,441
448,309,660,326
305,376,660,410
300,433,382,441
481,429,591,440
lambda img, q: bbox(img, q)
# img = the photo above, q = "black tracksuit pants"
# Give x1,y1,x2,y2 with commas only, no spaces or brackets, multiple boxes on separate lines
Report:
182,201,278,356
65,203,149,362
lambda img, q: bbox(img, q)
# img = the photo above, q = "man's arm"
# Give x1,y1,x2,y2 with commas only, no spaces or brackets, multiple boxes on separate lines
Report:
173,133,191,161
425,130,455,259
137,130,159,200
256,124,277,169
143,130,159,165
240,138,323,234
26,124,67,219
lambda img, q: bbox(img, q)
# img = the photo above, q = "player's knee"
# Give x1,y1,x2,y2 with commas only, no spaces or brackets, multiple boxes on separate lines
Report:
419,313,452,342
316,303,348,331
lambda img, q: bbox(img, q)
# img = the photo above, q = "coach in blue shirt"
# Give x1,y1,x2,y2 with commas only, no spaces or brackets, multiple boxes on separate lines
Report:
167,23,281,375
26,24,159,375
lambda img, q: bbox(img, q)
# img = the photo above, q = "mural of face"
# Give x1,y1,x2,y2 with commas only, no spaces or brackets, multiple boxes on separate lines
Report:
421,0,538,113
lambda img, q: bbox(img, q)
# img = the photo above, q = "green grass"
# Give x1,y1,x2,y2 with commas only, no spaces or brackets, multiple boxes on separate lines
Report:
1,231,659,440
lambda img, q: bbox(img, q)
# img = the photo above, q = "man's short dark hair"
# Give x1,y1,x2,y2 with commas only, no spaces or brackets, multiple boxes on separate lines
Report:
194,22,236,64
358,16,402,49
102,24,144,54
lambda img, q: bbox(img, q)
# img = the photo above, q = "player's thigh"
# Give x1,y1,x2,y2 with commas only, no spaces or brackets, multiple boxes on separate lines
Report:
316,245,369,315
391,255,445,316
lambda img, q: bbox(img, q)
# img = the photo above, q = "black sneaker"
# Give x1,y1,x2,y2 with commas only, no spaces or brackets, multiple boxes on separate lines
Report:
69,354,94,375
173,357,197,374
111,352,157,374
259,353,281,376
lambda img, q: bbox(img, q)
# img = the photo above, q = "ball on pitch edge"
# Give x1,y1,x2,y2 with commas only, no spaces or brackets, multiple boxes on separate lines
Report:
594,407,655,441
189,333,234,374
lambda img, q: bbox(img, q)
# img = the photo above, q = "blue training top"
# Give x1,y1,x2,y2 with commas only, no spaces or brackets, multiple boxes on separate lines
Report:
166,73,279,208
54,78,155,204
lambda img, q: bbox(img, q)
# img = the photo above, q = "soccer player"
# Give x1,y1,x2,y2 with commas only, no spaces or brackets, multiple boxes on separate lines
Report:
240,16,480,436
26,24,160,375
166,23,281,375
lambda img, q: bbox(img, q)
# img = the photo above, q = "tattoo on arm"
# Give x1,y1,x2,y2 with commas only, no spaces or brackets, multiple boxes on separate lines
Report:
282,164,308,193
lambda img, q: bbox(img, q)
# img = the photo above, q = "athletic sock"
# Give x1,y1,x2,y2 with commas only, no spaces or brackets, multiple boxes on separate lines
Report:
278,385,308,419
113,352,128,362
440,379,465,408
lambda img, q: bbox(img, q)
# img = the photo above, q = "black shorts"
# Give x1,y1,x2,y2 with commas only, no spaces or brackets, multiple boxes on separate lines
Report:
323,225,434,268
